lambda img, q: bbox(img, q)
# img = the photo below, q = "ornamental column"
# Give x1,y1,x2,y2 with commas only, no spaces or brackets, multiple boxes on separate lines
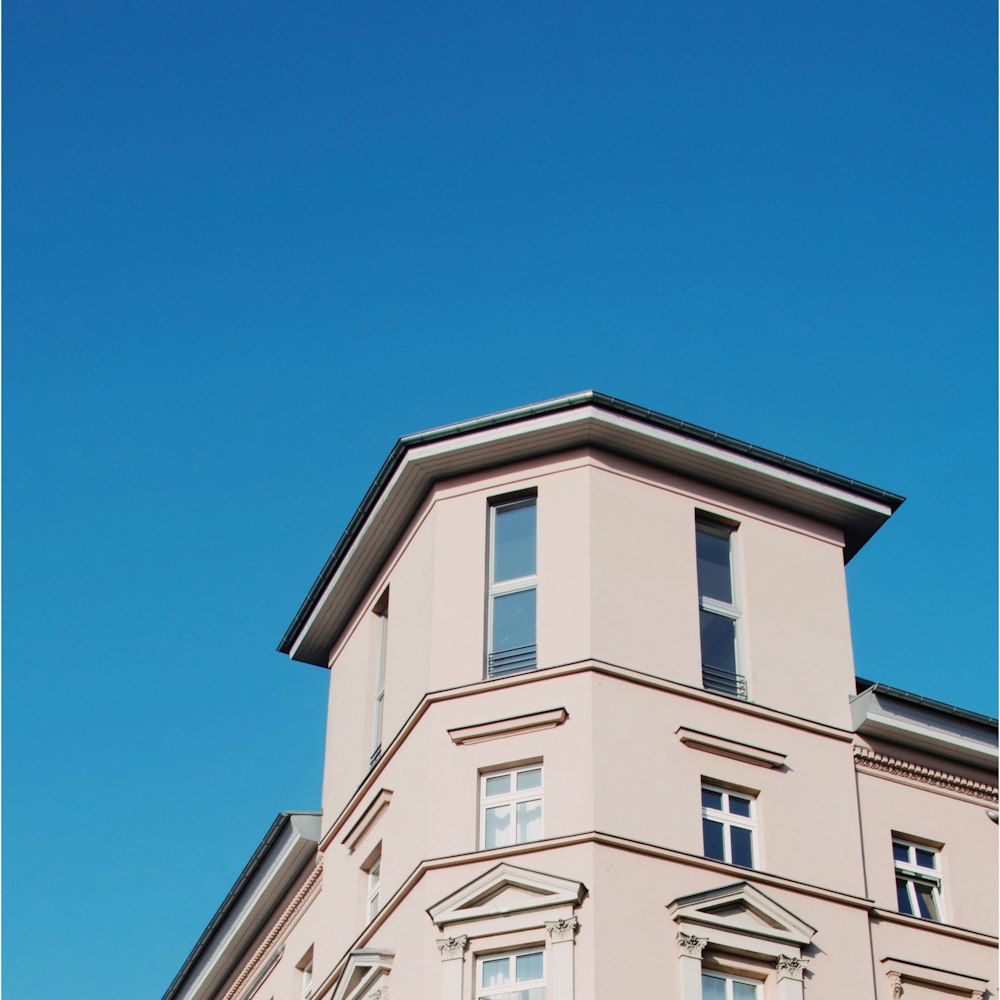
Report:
677,933,707,1000
437,935,468,1000
544,917,579,1000
776,955,808,1000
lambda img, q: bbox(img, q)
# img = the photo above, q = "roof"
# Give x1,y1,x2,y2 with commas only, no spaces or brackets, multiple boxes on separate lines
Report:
161,811,321,1000
280,391,905,666
855,676,998,729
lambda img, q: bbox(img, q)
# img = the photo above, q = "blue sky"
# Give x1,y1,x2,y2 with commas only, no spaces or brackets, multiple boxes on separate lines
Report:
4,2,996,998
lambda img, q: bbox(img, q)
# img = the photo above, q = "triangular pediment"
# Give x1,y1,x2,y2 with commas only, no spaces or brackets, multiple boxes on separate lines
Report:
669,882,815,947
330,949,393,1000
428,863,586,929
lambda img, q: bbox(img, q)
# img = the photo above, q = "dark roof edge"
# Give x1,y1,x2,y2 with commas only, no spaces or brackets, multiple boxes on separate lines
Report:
160,811,322,1000
855,676,998,729
278,391,906,655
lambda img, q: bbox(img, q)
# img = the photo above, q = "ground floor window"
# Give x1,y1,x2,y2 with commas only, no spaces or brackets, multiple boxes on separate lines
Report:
701,971,759,1000
478,948,545,1000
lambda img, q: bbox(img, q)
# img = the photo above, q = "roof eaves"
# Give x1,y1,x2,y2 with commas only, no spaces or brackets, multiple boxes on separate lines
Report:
855,676,998,729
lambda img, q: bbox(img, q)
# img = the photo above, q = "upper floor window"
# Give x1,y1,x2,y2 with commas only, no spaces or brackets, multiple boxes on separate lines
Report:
478,949,544,1000
366,855,382,922
893,838,942,921
371,591,389,764
702,784,756,868
701,972,759,1000
301,962,313,1000
480,764,543,849
488,497,537,678
696,518,745,700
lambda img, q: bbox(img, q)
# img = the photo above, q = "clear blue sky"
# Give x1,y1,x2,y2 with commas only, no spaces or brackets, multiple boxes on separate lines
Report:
4,2,995,998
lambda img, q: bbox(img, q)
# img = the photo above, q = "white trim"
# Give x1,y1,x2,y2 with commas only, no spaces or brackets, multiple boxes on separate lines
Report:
892,838,944,922
371,607,388,760
476,948,545,1000
480,764,544,850
702,784,757,869
487,498,538,676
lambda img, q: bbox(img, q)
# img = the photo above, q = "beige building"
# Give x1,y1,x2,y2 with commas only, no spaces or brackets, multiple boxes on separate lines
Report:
162,393,998,1000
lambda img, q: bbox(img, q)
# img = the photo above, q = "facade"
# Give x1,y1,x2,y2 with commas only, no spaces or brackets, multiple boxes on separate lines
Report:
162,392,998,1000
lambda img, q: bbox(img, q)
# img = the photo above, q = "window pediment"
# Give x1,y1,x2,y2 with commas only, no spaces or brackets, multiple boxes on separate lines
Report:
428,863,586,929
670,882,815,953
331,949,393,1000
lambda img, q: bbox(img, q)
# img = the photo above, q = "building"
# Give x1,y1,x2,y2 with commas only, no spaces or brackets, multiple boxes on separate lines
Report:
162,392,998,1000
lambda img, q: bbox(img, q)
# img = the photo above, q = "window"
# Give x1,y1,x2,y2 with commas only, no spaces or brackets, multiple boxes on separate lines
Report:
702,784,756,868
701,972,759,1000
366,856,382,922
893,839,942,921
477,949,544,1000
480,765,543,849
488,498,537,678
696,518,745,699
301,961,313,1000
371,592,389,764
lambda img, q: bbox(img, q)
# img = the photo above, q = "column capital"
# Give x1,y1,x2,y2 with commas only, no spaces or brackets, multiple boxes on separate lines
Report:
676,932,708,959
886,972,903,998
436,935,469,961
545,916,579,943
776,955,808,982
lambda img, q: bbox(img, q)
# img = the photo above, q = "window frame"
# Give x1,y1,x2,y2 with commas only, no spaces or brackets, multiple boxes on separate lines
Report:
700,970,761,1000
892,837,943,922
370,593,389,765
475,947,545,1000
701,783,757,869
479,763,544,850
487,496,538,679
695,516,746,700
366,856,382,923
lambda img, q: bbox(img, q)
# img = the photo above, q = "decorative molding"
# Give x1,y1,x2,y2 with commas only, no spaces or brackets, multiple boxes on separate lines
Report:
676,727,787,769
367,988,387,1000
881,956,990,1000
777,955,808,981
448,708,568,745
341,789,394,853
854,746,998,803
436,936,469,961
887,972,903,998
676,932,707,959
545,917,579,943
226,859,324,1000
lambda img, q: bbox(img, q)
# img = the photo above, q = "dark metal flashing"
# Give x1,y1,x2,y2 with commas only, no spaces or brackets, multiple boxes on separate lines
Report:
160,811,321,1000
278,391,906,656
855,676,998,729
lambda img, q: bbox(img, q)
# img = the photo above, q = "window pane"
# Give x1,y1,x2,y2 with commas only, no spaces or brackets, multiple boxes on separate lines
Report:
494,503,536,582
516,768,542,791
485,774,511,797
485,805,511,848
696,526,733,603
515,952,543,982
915,883,939,920
728,795,751,818
896,878,914,915
915,848,936,870
703,818,725,861
733,982,758,1000
730,825,754,868
492,590,537,653
516,799,542,842
702,788,723,811
700,610,737,673
482,957,510,987
483,990,545,1000
701,974,727,1000
892,842,910,863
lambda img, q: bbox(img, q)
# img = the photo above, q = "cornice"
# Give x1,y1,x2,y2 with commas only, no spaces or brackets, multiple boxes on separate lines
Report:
225,859,324,1000
853,746,998,804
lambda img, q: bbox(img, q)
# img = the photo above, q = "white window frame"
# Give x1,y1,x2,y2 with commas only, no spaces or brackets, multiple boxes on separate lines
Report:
701,783,757,868
479,764,544,850
371,599,388,763
301,960,313,1000
366,857,382,922
487,497,538,678
476,947,545,1000
893,838,943,922
696,517,746,700
701,970,760,1000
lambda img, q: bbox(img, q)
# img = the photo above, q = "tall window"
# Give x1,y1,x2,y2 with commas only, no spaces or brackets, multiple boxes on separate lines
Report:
371,592,389,764
701,972,759,1000
696,518,745,699
702,784,756,868
366,855,382,922
488,497,537,678
477,949,545,1000
480,764,543,849
893,839,942,921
